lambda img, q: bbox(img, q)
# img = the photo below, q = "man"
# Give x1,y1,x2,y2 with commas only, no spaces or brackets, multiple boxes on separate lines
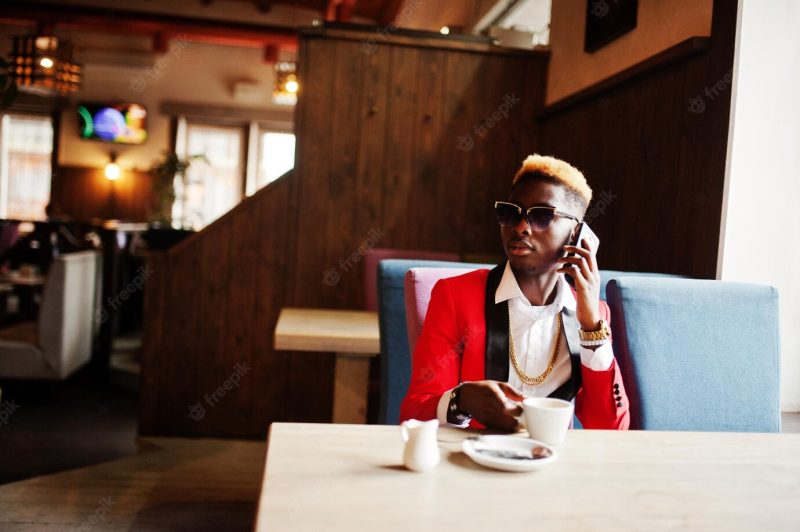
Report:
400,154,629,431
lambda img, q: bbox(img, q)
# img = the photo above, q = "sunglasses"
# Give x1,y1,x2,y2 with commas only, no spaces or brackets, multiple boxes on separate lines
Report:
494,201,579,231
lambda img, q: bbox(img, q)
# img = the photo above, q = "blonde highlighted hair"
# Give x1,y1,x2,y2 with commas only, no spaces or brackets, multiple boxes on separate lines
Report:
512,154,592,208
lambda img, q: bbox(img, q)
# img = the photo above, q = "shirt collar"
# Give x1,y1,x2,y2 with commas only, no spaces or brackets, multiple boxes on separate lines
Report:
495,261,576,312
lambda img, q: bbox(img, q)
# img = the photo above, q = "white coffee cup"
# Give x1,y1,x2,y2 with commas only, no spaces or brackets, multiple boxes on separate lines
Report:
522,397,574,445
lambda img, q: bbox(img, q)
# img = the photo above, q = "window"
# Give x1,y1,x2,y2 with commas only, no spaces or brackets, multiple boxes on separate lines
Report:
257,131,295,189
0,113,53,220
173,116,295,228
175,122,245,229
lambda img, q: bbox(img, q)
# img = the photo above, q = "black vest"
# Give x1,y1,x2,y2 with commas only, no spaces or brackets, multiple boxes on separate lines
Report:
483,261,582,401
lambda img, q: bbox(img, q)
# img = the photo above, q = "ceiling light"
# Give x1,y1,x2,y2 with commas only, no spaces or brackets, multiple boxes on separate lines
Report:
273,62,298,105
9,34,81,95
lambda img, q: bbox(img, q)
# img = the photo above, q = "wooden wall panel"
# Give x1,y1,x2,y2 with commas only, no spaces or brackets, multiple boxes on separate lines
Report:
141,177,297,438
52,166,154,222
249,177,293,434
380,45,420,252
439,52,485,253
353,44,391,265
410,49,445,251
322,39,365,310
194,221,232,436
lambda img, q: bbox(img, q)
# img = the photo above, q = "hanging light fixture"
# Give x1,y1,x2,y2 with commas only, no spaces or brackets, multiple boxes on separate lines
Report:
9,34,82,96
104,153,121,181
272,61,298,106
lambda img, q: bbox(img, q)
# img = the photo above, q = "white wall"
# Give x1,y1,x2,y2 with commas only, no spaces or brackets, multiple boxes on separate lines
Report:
719,0,800,411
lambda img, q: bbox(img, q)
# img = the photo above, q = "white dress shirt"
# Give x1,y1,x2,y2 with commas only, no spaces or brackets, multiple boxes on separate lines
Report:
436,262,614,426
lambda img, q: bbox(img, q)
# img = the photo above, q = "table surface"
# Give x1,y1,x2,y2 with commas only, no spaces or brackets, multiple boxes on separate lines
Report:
273,307,380,355
0,272,45,286
256,423,800,532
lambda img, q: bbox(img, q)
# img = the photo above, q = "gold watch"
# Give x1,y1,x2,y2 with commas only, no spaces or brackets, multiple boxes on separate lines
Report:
579,319,611,341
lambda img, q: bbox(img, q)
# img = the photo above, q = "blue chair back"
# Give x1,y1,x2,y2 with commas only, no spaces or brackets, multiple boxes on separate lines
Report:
377,259,494,424
599,270,687,301
607,277,781,432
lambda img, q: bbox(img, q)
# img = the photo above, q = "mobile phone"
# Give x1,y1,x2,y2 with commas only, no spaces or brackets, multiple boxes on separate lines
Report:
564,222,599,285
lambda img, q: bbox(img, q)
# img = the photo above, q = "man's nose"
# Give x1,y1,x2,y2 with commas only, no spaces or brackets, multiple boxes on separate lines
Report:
512,216,532,235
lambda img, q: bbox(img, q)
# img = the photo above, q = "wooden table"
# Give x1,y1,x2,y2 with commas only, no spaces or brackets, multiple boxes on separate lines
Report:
256,423,800,531
0,273,45,286
273,308,380,424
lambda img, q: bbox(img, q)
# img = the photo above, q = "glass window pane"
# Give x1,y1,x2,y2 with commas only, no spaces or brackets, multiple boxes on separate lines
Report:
2,114,53,221
257,131,295,189
175,124,243,228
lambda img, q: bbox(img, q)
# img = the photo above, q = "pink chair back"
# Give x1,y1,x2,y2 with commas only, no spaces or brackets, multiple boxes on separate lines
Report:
404,267,482,351
363,248,459,311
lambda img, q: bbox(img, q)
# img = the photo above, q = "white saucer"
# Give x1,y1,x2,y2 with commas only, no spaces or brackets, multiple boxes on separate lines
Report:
462,435,558,472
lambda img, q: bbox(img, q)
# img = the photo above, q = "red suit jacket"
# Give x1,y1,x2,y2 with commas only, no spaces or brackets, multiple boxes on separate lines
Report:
400,266,630,430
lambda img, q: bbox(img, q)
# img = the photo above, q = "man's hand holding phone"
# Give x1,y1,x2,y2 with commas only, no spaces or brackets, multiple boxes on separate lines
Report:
557,223,602,333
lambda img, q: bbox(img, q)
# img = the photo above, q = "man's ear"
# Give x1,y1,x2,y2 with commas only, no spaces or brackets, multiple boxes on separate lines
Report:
568,223,580,244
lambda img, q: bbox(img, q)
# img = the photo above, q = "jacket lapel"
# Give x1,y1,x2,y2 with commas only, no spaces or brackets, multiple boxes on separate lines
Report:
483,262,509,382
548,306,582,401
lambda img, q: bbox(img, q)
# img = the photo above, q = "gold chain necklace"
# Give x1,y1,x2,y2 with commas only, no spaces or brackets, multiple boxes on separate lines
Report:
508,309,562,386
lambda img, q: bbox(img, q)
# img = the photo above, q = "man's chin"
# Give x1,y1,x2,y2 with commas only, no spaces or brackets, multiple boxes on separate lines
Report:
506,255,555,275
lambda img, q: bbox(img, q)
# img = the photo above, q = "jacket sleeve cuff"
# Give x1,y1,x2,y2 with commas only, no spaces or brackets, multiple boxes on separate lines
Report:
579,341,614,371
436,386,470,428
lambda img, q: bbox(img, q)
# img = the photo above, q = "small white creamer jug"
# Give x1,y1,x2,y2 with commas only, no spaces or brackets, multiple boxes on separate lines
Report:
400,419,440,472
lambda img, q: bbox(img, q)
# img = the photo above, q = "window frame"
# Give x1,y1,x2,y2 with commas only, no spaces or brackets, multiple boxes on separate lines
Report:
0,109,58,221
171,114,294,227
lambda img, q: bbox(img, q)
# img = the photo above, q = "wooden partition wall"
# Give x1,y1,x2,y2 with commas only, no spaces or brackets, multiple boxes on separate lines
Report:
537,0,738,279
140,28,550,437
52,165,154,222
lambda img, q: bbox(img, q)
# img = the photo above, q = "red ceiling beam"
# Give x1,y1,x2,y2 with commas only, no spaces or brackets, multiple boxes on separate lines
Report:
375,0,406,26
0,1,298,52
324,0,357,22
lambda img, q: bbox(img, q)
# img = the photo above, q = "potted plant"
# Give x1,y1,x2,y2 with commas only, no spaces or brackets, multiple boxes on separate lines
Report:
146,152,206,250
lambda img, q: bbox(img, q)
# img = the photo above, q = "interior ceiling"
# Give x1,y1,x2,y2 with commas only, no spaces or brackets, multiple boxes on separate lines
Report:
0,0,495,57
0,0,404,30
